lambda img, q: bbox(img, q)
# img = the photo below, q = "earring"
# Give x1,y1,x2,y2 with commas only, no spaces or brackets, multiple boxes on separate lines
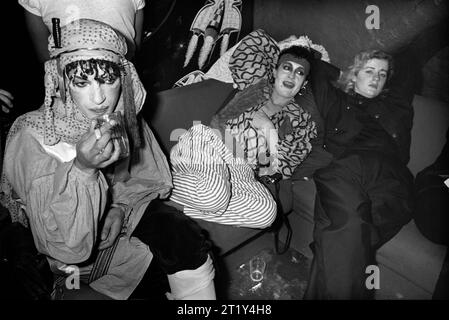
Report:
298,83,307,96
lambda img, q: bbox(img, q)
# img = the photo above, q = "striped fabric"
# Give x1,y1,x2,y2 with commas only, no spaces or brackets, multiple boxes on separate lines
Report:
87,234,123,283
170,124,276,229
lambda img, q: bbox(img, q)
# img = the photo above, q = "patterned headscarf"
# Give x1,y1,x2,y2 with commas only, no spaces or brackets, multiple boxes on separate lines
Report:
10,19,146,147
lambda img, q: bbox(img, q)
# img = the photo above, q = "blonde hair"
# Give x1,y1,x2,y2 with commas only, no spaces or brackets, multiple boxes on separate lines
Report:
337,50,394,94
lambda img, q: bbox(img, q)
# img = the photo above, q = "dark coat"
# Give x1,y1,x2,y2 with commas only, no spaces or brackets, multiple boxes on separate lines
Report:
309,54,416,165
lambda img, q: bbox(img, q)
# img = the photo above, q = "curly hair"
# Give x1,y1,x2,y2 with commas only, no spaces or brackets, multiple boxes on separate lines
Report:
64,58,122,83
336,50,394,94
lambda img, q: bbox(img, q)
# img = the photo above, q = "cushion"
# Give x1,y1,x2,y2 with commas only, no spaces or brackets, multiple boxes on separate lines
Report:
192,178,294,256
204,42,239,84
150,79,235,153
375,95,449,297
277,35,330,62
408,95,449,176
292,87,333,179
377,220,447,294
205,30,331,88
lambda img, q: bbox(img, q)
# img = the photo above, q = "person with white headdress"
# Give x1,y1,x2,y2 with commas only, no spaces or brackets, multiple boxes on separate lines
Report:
0,18,215,300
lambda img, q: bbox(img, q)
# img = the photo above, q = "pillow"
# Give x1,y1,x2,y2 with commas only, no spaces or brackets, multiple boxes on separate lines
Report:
278,35,330,63
204,42,239,84
228,29,279,90
173,70,207,88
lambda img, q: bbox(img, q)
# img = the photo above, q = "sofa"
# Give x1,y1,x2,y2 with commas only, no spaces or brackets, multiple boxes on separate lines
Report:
147,78,449,300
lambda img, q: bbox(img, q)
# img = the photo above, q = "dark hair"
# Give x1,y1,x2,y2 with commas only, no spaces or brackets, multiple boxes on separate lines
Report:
337,50,394,93
64,59,121,83
278,46,314,63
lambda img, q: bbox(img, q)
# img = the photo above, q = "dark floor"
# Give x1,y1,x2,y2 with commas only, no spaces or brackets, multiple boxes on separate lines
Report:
216,233,311,300
132,231,311,300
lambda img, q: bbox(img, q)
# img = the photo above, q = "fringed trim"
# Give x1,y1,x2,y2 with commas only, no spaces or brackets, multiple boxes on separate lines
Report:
121,63,141,149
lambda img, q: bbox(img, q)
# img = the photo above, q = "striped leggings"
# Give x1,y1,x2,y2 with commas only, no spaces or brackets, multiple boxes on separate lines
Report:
169,124,276,229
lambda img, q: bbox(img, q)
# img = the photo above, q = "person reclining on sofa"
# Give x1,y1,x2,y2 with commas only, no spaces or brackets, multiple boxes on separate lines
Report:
0,19,215,300
303,40,428,299
164,30,317,229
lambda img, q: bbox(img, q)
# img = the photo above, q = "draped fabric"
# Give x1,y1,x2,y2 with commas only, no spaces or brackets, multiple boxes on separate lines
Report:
170,124,276,228
1,19,146,226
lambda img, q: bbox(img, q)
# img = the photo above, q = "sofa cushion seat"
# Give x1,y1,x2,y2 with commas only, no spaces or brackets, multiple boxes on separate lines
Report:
374,95,448,298
292,179,316,223
377,220,447,295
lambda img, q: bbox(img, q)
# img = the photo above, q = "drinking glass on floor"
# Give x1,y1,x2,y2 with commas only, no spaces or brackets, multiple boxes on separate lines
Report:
250,256,266,282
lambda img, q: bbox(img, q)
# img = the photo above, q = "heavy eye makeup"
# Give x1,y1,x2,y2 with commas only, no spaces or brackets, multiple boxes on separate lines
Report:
281,62,304,76
71,76,89,88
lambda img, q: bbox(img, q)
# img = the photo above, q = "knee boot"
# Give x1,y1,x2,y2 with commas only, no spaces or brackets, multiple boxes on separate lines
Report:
166,254,216,300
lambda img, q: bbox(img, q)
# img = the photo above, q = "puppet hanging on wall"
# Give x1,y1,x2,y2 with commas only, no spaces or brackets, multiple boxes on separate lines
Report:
184,0,242,70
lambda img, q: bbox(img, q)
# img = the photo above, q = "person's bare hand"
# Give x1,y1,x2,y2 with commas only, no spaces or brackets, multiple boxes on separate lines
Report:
0,89,14,114
98,207,125,250
75,119,121,174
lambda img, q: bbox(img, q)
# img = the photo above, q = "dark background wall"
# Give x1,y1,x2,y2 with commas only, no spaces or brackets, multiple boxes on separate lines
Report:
1,0,447,117
0,2,44,118
139,0,255,92
253,0,448,102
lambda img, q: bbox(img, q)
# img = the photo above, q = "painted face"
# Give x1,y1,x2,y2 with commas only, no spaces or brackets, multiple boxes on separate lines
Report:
66,60,121,119
273,61,307,100
353,58,389,98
